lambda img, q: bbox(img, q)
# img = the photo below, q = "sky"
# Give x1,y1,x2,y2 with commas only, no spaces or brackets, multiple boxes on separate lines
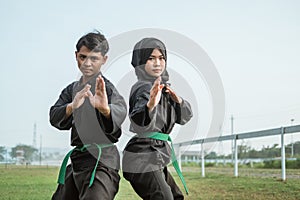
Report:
1,0,300,155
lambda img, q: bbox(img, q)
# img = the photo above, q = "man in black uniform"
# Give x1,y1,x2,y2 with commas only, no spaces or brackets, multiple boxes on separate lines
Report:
50,31,126,200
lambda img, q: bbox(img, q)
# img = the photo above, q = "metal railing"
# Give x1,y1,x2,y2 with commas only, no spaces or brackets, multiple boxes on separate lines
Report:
174,124,300,180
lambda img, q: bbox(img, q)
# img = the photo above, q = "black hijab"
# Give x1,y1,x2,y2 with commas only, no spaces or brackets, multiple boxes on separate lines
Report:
131,38,169,83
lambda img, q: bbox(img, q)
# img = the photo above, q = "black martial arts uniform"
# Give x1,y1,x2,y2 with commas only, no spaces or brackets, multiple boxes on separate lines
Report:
50,72,126,200
122,38,193,200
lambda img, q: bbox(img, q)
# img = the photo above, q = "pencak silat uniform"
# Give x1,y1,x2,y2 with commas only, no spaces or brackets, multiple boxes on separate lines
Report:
50,72,126,200
122,38,193,200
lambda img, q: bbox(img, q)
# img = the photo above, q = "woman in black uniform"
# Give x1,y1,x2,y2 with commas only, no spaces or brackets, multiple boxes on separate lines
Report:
122,37,193,200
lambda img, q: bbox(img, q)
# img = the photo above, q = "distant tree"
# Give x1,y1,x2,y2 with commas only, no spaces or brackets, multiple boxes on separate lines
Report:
294,141,300,156
225,140,300,159
0,146,6,161
238,141,251,159
260,144,280,158
10,144,38,162
206,151,217,159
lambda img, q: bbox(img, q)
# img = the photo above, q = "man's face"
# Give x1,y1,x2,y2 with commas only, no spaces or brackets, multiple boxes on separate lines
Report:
145,48,166,77
75,45,107,79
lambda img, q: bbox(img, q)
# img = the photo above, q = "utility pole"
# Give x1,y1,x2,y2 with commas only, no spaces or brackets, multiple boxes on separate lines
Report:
39,135,42,166
231,115,234,163
5,147,8,169
291,119,294,158
33,123,37,148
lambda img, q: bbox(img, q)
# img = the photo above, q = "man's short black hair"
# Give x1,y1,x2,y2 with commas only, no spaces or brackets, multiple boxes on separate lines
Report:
76,31,109,56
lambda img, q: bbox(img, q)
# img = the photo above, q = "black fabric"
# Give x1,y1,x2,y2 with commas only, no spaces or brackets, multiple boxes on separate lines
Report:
52,164,79,200
70,145,120,172
73,163,120,200
52,164,120,200
123,167,184,200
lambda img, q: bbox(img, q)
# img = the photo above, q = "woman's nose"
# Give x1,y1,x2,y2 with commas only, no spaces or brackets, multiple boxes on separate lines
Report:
154,58,160,66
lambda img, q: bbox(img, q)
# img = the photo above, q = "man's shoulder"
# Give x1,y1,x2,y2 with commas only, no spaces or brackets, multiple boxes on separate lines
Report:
101,75,114,86
66,80,78,89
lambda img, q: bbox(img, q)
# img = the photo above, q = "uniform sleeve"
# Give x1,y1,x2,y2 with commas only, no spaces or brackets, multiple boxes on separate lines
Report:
175,98,193,125
129,90,152,126
98,81,127,142
49,83,74,130
129,84,160,132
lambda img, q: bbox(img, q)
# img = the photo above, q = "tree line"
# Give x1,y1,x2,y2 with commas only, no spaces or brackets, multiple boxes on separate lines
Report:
205,141,300,159
1,141,299,164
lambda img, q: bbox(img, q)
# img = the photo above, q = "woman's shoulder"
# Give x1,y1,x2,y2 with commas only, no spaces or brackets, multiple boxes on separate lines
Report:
129,81,152,97
132,80,152,92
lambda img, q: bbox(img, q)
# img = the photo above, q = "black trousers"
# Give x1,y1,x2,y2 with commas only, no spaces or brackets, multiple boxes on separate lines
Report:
123,167,184,200
52,164,120,200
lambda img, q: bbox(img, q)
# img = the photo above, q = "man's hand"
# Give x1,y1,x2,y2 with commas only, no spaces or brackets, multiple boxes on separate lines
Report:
66,84,91,117
88,75,110,118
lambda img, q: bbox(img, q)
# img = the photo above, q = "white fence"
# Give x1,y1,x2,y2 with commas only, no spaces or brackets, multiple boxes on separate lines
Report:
174,124,300,180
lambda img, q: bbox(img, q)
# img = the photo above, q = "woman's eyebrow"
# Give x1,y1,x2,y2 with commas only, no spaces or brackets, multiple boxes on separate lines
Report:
149,54,163,57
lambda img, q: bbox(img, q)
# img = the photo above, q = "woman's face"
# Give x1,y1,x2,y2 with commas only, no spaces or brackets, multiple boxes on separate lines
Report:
144,48,166,77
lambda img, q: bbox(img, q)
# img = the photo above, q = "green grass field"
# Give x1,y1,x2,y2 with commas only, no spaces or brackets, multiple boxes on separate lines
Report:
0,165,299,200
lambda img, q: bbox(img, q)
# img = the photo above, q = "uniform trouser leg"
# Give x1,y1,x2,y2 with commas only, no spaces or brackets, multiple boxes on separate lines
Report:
52,164,79,200
73,165,120,200
163,167,184,200
123,167,184,200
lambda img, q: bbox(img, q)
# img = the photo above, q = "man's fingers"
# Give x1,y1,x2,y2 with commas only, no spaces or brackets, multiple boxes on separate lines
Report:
87,90,95,106
76,84,91,98
87,90,93,97
96,75,106,92
85,84,91,90
84,85,91,97
81,84,91,93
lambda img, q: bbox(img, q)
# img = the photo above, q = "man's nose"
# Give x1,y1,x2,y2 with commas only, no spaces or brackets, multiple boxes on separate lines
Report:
84,58,92,66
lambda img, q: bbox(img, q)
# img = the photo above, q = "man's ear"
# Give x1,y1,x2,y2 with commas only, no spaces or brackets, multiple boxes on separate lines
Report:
102,55,108,64
75,51,78,59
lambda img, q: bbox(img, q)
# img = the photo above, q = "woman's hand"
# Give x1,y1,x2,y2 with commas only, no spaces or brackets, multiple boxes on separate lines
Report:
147,77,164,112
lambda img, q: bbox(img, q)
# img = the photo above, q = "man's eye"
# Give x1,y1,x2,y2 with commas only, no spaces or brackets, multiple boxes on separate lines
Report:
79,55,86,60
90,57,99,62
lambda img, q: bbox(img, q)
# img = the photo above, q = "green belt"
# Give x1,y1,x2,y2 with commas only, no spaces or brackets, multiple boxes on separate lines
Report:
57,143,112,188
138,132,189,195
